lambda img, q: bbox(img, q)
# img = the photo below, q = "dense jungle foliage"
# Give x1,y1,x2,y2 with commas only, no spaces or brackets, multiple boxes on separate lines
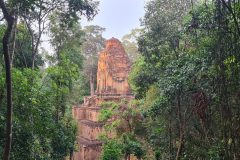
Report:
100,0,240,160
0,0,100,159
0,0,240,160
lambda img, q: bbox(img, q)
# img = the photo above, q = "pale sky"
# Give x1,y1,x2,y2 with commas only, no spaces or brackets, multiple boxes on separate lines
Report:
42,0,147,53
82,0,147,39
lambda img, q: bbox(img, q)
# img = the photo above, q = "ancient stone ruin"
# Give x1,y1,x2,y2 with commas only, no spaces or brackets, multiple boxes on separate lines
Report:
72,38,134,160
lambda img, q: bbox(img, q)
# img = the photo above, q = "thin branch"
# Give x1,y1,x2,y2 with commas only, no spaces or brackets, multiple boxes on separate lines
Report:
221,0,240,36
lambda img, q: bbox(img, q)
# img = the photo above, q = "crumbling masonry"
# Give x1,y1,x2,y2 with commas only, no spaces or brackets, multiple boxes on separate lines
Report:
72,38,134,160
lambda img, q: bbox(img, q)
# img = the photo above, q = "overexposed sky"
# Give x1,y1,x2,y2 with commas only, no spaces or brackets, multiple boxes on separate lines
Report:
41,0,147,53
82,0,147,39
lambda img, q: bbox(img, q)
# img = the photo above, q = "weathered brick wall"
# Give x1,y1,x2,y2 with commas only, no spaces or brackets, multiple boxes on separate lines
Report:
96,38,131,95
79,121,103,141
73,145,102,160
72,38,134,160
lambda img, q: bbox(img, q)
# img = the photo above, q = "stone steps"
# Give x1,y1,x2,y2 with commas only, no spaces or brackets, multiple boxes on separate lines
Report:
78,136,102,147
80,120,104,127
73,106,102,122
78,120,104,141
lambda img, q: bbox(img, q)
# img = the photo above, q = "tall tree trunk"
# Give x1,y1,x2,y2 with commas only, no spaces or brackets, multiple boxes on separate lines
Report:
169,115,173,160
90,70,94,96
10,15,18,66
0,0,14,159
176,131,184,160
70,150,73,160
176,93,184,160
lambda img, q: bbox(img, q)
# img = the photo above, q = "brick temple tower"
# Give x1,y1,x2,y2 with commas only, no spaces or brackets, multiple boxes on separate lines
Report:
72,38,134,160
